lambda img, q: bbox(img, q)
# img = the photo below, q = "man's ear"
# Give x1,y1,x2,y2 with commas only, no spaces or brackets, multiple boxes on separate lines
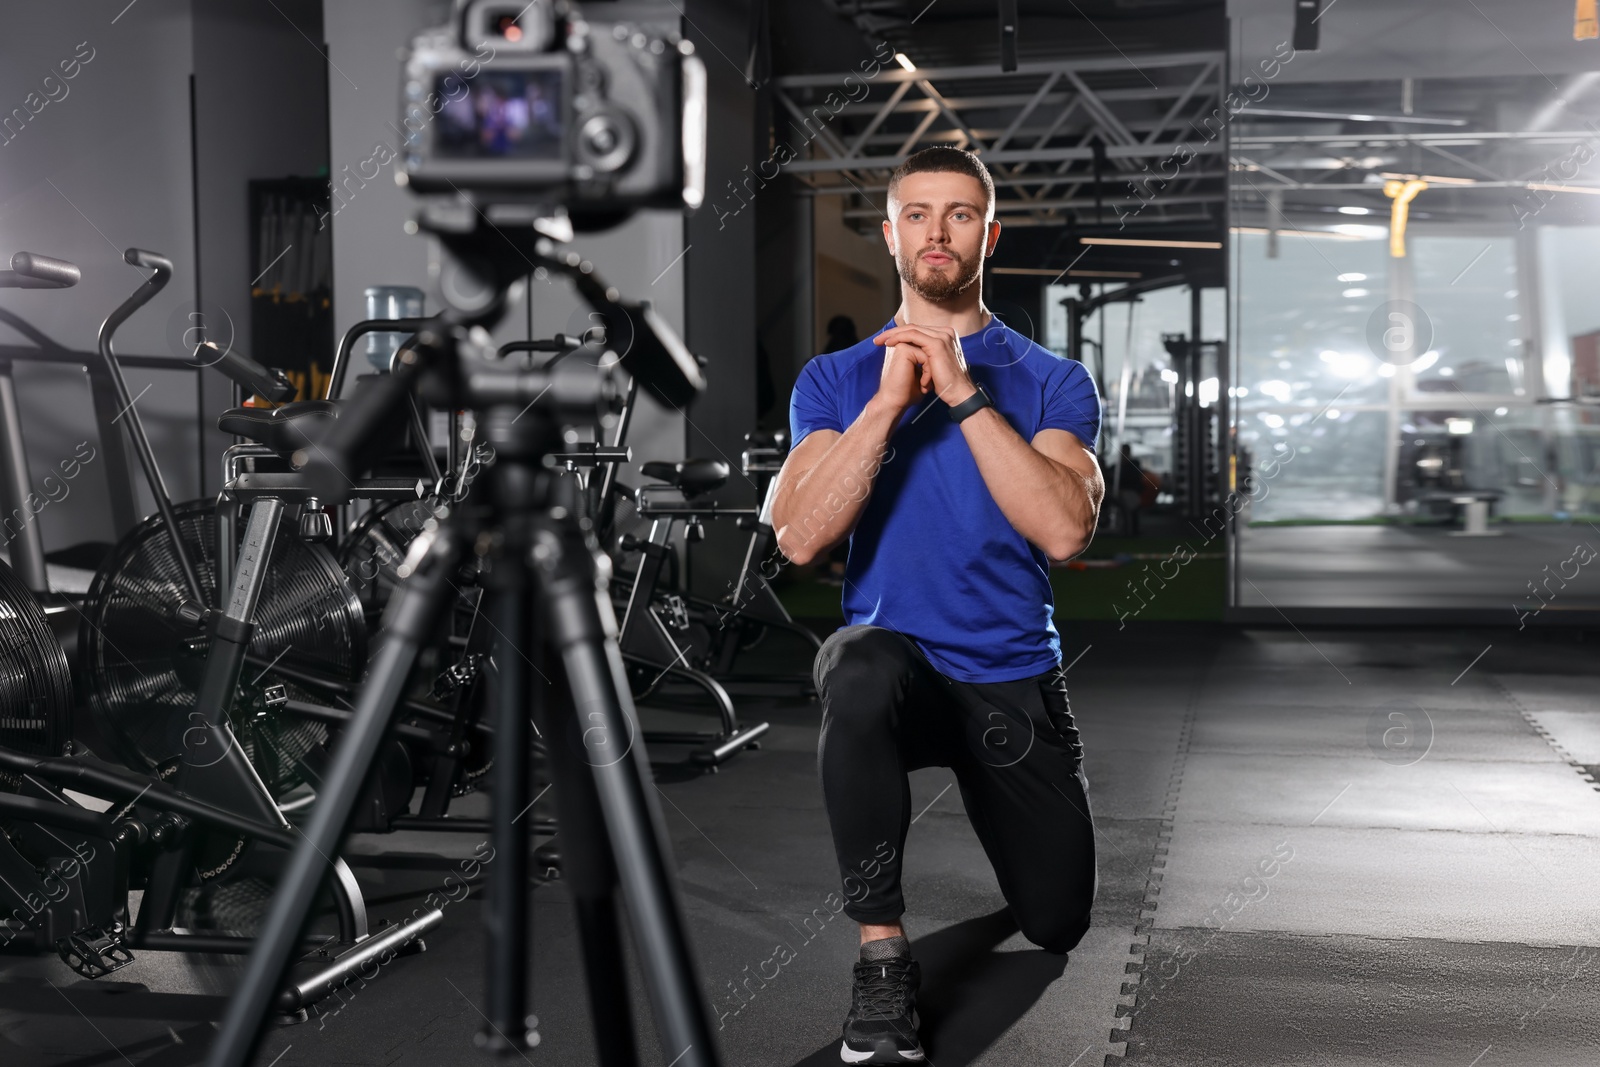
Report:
985,219,1002,257
882,217,895,257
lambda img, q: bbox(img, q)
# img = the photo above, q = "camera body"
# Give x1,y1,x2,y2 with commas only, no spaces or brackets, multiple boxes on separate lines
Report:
399,0,706,216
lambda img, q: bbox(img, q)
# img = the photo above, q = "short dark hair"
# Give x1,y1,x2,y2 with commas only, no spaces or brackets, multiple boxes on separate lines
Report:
887,146,996,221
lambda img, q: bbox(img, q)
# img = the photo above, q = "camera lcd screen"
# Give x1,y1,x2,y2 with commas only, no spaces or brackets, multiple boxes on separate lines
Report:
433,70,564,160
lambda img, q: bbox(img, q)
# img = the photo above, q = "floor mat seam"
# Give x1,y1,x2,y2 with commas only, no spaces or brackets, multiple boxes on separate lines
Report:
1490,676,1600,796
1102,658,1204,1066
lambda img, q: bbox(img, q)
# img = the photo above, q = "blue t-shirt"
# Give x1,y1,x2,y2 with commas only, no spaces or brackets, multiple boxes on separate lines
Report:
789,316,1101,683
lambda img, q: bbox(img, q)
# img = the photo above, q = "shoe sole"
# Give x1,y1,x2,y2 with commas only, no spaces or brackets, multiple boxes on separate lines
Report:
839,1042,925,1064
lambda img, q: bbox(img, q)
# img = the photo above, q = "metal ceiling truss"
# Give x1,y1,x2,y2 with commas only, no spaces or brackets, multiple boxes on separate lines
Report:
771,50,1228,230
1230,126,1600,206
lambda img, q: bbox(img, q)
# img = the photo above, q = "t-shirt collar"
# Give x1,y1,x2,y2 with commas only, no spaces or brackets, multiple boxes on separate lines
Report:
880,313,1003,347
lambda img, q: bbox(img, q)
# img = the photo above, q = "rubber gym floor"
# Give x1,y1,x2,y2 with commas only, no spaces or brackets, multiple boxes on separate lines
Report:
4,622,1600,1066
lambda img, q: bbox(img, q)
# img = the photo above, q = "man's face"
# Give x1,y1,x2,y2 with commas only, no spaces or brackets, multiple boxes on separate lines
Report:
883,170,1000,303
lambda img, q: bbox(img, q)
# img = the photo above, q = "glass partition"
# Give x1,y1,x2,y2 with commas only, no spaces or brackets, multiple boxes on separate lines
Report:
1229,67,1600,612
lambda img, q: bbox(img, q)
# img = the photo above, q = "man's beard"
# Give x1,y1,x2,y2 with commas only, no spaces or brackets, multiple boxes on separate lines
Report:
896,246,982,302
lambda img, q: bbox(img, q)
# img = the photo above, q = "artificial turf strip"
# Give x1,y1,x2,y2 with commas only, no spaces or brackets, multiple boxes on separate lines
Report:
774,556,1226,625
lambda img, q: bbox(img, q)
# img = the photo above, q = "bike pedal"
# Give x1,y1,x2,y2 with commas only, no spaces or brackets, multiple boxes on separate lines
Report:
657,594,691,631
56,922,135,979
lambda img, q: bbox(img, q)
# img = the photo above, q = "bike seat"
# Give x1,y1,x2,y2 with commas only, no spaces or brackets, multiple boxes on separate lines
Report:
217,400,338,455
640,458,728,498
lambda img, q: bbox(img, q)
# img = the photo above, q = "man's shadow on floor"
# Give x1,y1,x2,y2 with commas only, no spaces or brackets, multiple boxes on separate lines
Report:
787,907,1067,1067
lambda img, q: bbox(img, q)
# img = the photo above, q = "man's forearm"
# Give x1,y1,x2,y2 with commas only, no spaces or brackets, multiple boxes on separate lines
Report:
958,407,1098,560
772,400,901,565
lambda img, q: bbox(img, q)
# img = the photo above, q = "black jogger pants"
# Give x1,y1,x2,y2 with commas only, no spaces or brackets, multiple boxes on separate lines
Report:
814,625,1097,954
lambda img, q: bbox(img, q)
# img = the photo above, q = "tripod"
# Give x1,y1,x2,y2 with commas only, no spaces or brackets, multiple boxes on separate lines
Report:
207,229,721,1067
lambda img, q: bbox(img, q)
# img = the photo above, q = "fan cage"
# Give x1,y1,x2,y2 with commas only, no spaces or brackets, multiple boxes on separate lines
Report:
0,557,72,761
78,500,366,797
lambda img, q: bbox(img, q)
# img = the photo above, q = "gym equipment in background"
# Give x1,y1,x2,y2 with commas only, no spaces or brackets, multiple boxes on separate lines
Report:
0,252,437,1005
0,551,73,760
611,429,818,711
665,431,820,688
76,251,376,808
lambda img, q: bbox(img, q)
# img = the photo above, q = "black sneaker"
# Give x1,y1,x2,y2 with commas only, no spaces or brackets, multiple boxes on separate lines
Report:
840,956,925,1064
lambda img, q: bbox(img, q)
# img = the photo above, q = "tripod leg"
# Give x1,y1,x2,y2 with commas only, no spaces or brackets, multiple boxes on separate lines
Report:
534,517,721,1067
482,554,533,1051
541,662,640,1066
204,522,466,1067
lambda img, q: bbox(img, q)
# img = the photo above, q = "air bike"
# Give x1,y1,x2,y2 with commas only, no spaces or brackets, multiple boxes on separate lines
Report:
0,246,465,1013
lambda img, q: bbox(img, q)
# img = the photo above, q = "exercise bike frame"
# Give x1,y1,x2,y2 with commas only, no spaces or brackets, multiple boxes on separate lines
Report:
18,248,440,1002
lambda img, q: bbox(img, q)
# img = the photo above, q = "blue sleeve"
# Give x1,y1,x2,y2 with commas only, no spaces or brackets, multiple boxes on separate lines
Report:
790,356,843,447
1040,360,1101,450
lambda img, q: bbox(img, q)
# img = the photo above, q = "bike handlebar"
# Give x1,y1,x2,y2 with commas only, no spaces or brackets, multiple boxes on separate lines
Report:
97,248,204,604
124,248,173,275
193,341,297,403
0,252,82,289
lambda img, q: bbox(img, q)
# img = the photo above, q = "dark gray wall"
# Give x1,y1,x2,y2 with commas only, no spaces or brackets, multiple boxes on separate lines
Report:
756,174,812,432
191,0,330,493
684,0,761,597
0,0,331,562
0,0,751,588
0,0,200,556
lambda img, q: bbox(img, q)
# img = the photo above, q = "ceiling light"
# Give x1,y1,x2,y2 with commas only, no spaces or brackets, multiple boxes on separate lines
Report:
1337,273,1367,282
1232,226,1364,240
993,267,1143,278
1318,349,1371,378
1447,418,1474,435
1342,288,1370,298
895,53,917,72
1238,108,1466,127
1337,206,1371,215
1079,237,1222,249
1378,172,1477,186
1526,182,1600,196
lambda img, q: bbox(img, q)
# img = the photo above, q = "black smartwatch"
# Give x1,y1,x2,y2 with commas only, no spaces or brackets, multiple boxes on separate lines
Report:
948,383,994,423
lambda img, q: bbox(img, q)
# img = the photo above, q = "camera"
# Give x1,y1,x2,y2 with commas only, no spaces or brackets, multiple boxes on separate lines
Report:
398,0,707,219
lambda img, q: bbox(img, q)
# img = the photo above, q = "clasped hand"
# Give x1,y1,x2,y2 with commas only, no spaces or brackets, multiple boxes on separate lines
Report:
873,323,978,413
